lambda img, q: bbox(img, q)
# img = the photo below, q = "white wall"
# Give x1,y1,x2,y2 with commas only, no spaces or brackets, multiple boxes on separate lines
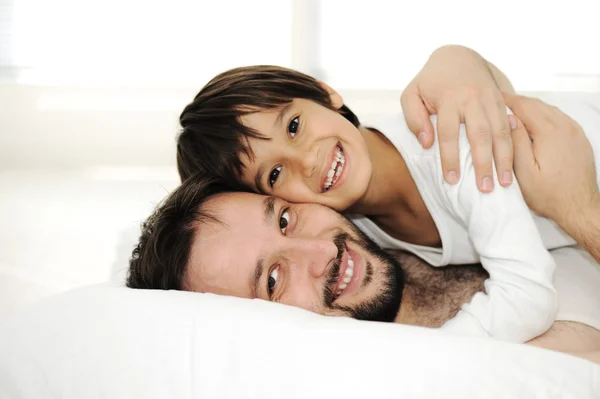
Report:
0,84,403,169
0,84,188,169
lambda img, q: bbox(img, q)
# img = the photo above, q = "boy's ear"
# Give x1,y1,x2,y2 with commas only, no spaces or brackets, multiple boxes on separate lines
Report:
318,81,344,109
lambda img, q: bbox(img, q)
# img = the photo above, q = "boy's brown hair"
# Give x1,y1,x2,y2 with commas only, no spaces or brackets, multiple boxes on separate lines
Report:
177,65,360,187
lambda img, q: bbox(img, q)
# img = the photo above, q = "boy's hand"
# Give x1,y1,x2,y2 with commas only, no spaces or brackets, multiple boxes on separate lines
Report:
402,45,513,193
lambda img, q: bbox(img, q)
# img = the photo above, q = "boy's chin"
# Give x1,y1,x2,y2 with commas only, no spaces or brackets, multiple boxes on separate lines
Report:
321,193,359,212
335,186,369,210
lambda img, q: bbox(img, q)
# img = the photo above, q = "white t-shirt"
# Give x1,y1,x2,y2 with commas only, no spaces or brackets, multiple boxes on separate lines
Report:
349,92,600,342
552,246,600,331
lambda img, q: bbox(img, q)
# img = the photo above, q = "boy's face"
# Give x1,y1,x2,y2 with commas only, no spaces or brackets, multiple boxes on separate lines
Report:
238,97,372,211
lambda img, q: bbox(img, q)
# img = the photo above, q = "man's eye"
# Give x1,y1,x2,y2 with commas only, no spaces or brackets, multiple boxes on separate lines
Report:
279,209,290,234
288,116,299,138
268,266,279,296
269,166,282,187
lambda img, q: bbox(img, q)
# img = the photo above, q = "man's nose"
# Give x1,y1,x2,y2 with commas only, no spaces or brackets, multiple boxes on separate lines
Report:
286,237,337,279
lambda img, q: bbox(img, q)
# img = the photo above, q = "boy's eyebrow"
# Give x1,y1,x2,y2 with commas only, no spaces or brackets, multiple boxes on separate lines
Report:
274,102,294,129
255,103,293,192
255,166,265,192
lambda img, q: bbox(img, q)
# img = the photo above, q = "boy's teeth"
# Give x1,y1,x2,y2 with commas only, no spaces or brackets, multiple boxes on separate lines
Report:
323,145,345,191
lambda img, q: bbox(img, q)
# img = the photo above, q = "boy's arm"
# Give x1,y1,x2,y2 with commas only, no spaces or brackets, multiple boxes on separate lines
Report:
438,118,557,342
504,93,600,262
486,57,515,94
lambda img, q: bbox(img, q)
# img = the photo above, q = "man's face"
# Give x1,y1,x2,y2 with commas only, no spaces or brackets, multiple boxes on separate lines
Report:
185,192,404,322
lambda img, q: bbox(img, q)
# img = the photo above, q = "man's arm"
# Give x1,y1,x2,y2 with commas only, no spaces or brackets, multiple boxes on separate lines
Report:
504,93,600,262
401,45,516,191
564,198,600,262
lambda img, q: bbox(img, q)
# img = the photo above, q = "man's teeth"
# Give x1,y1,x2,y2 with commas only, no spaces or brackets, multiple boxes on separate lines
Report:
336,254,354,298
324,146,345,191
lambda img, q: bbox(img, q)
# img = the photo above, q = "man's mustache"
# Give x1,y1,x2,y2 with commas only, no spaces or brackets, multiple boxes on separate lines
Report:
323,232,349,307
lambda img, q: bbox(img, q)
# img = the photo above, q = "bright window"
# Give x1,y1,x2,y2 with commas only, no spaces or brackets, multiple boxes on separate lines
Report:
4,0,292,85
317,0,600,91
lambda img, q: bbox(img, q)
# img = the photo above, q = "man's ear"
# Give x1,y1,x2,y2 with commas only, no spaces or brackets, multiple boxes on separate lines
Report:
318,80,344,109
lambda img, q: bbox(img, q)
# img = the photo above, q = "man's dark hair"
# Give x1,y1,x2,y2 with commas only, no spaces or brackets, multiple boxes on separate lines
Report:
177,65,360,187
127,176,231,290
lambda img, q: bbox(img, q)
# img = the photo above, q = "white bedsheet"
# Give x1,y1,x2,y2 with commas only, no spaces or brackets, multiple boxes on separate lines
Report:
0,284,598,398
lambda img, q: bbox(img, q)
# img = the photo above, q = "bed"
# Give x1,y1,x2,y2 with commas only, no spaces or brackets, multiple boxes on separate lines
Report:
0,283,598,398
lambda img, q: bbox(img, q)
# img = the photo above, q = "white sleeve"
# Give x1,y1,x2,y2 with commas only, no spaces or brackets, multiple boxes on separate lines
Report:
438,141,558,343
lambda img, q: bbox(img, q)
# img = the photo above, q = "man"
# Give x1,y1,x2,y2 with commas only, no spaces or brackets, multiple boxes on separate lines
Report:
127,95,600,364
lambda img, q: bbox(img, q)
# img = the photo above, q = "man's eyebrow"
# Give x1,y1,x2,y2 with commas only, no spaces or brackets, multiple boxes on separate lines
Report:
263,195,276,224
274,102,293,129
251,258,264,299
250,196,277,298
250,195,277,298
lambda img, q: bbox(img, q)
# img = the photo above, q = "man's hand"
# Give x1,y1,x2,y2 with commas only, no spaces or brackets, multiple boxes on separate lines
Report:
504,93,598,226
401,45,514,192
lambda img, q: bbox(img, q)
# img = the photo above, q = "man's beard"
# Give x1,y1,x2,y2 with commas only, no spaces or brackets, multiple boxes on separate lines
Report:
321,227,405,323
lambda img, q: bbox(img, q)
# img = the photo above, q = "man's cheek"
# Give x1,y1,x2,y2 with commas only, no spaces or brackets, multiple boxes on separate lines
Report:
282,290,324,315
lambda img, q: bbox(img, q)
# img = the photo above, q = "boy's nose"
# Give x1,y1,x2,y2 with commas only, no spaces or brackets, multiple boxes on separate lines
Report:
298,144,319,178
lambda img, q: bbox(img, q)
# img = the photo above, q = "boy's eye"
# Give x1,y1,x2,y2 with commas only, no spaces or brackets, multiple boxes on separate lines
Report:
279,209,290,234
268,266,279,297
269,166,282,187
288,116,299,138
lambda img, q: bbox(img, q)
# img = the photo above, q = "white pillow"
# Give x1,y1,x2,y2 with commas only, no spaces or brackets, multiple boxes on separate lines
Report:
110,224,141,285
0,284,598,398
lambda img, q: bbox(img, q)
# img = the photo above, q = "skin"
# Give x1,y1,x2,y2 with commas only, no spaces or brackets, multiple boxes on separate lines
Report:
183,191,600,365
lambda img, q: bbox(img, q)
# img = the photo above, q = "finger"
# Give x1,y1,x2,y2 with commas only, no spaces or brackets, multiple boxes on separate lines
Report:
401,90,435,148
485,93,514,187
502,93,554,140
509,115,536,182
436,102,462,184
464,101,494,192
